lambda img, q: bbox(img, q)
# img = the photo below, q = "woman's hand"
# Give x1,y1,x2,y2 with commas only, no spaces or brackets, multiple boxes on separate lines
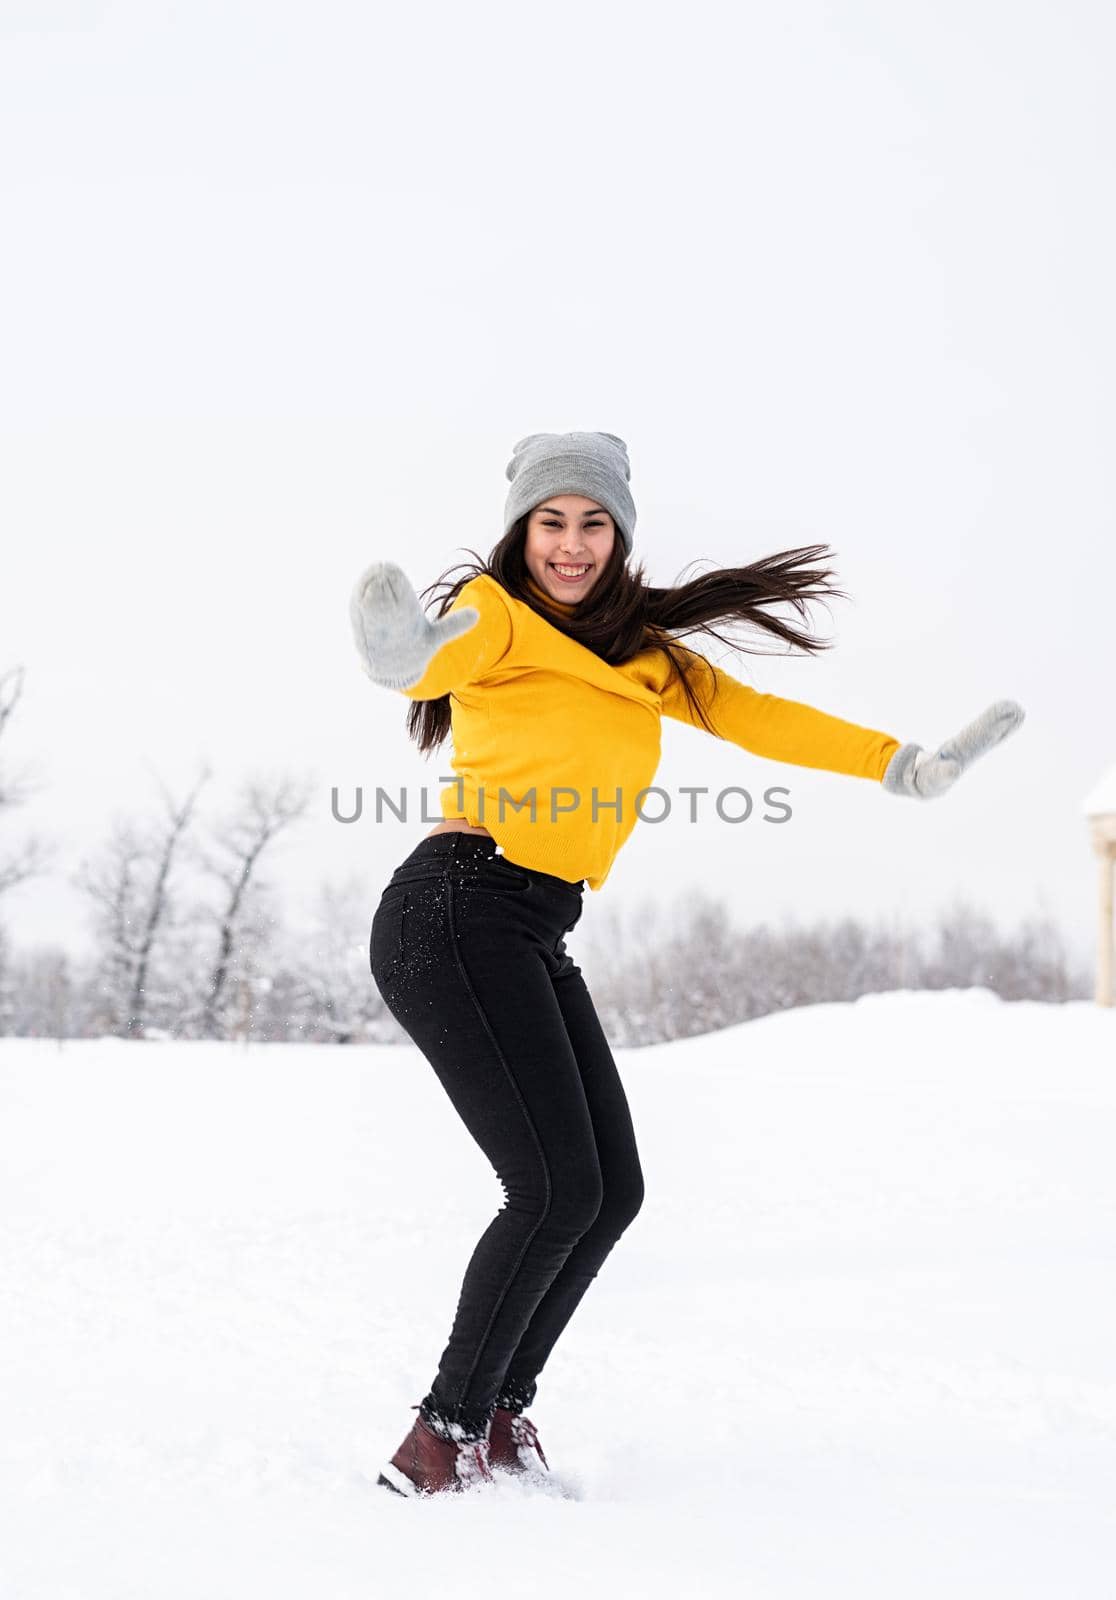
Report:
350,561,479,691
882,699,1025,799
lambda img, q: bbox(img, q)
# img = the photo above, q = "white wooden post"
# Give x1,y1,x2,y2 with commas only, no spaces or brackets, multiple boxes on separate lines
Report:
1080,764,1112,1011
1084,767,1116,1010
1093,825,1115,1008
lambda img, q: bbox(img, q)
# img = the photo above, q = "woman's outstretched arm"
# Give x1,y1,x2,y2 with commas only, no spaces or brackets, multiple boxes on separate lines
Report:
660,647,1025,797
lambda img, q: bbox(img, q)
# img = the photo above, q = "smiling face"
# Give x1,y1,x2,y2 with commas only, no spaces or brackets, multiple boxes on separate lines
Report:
523,495,617,603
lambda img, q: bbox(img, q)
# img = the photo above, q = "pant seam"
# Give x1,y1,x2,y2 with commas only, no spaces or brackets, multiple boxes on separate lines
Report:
441,872,554,1413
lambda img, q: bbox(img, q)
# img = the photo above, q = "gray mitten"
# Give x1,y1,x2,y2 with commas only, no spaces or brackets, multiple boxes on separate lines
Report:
882,699,1025,799
350,561,479,691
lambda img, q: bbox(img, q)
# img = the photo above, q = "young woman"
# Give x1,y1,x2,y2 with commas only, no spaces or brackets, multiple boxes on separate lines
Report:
350,430,1024,1498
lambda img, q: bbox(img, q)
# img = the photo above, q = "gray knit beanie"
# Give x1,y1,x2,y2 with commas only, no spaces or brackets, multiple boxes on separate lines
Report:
503,431,636,557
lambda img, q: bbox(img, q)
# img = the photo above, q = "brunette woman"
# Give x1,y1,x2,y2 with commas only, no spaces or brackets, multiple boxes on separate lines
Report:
350,430,1024,1497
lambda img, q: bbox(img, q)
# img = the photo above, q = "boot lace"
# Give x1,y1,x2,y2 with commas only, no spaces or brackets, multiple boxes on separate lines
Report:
455,1438,494,1487
511,1412,549,1470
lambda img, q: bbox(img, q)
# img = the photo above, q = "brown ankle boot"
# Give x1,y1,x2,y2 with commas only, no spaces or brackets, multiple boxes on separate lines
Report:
487,1406,550,1477
378,1409,495,1497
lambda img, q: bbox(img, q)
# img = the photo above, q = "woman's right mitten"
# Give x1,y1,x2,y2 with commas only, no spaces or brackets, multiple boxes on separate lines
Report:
882,699,1025,799
350,561,479,690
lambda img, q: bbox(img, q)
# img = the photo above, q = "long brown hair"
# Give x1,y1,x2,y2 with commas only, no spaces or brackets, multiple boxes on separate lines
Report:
405,517,849,755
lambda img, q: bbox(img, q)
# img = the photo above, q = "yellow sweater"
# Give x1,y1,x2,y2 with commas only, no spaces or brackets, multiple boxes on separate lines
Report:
400,573,901,890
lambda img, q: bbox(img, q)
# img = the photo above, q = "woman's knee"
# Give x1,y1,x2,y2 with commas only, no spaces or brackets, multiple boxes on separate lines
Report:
600,1169,645,1235
503,1161,604,1242
549,1167,605,1240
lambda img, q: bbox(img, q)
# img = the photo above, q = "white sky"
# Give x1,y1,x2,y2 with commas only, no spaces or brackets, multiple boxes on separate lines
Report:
1,0,1113,967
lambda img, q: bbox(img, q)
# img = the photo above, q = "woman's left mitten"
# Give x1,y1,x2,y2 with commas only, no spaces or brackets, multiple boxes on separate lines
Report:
882,699,1025,799
349,560,479,690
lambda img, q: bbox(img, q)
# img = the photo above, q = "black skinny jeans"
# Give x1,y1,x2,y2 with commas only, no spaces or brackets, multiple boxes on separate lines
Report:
369,831,645,1443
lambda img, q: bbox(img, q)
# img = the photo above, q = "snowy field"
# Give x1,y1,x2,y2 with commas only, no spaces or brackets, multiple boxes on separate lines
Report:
2,988,1114,1599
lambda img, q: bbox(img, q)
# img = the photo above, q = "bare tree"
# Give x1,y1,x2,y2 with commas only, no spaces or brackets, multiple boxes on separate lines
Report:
194,773,312,1039
0,665,55,896
0,922,13,1033
126,770,210,1037
296,873,401,1043
581,890,740,1045
74,769,210,1037
74,818,142,1035
9,945,78,1040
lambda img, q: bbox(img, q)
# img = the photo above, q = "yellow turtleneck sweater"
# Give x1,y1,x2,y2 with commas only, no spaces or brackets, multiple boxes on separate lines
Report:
398,572,901,890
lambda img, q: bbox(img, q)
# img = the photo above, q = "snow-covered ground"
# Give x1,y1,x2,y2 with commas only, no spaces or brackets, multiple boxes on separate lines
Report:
2,988,1114,1599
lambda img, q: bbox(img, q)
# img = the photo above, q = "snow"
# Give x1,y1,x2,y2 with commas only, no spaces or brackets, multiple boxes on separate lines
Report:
1083,761,1116,817
2,989,1115,1598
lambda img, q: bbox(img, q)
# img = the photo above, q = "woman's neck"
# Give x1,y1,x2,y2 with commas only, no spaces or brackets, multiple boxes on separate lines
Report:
525,572,579,615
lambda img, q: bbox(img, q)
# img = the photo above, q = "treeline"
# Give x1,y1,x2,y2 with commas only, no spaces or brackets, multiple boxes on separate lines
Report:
576,892,1090,1047
0,888,1090,1047
0,756,359,1041
0,663,364,1041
